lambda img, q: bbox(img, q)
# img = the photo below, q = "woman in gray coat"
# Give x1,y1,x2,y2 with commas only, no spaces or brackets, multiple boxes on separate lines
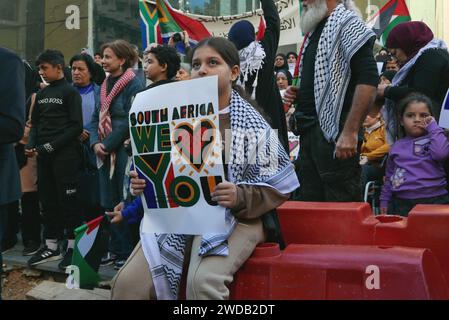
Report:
90,40,144,267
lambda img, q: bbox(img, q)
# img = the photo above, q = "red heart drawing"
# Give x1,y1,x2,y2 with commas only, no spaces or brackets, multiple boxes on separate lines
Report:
173,119,216,173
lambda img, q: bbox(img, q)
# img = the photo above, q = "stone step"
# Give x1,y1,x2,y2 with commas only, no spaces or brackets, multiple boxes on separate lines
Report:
27,280,110,300
2,242,117,282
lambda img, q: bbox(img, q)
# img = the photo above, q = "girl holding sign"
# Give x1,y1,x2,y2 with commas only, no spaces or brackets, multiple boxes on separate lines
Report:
109,37,299,300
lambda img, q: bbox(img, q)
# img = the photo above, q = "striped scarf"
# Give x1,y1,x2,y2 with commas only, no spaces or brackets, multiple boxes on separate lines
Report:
140,90,300,300
99,68,136,178
298,4,375,142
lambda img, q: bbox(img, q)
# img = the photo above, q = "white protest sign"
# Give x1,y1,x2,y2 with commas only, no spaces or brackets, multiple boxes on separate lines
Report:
288,131,300,161
129,76,226,235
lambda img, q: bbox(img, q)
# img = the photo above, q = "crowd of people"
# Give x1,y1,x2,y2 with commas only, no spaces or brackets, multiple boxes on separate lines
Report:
2,0,449,300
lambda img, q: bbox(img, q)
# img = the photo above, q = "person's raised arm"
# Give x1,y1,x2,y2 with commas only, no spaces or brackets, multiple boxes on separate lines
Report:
260,0,280,62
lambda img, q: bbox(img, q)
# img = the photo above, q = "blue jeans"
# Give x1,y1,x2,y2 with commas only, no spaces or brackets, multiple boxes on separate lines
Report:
105,214,134,260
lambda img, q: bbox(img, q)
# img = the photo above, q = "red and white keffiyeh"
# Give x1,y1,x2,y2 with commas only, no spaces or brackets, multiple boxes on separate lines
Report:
99,68,136,179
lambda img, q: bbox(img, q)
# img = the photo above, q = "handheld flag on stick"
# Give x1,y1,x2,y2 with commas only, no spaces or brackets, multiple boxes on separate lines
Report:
367,0,411,46
292,33,309,87
69,215,108,289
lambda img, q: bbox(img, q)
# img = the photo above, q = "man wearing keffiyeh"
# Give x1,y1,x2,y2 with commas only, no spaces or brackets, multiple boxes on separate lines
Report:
284,0,378,202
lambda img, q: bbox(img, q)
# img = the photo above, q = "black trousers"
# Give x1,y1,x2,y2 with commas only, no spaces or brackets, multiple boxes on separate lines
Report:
37,146,82,240
3,201,19,245
21,192,41,245
297,123,362,202
388,194,449,217
3,192,41,247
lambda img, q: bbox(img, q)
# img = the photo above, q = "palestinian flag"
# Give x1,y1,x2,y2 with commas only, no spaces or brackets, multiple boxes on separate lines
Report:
256,16,266,41
367,0,411,46
156,0,211,54
69,215,108,289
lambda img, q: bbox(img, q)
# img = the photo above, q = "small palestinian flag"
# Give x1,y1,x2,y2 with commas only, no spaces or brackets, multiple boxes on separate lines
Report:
69,215,108,289
367,0,411,46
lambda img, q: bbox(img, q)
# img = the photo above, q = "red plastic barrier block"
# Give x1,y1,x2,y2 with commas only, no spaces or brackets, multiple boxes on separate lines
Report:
374,205,449,289
277,202,377,246
231,244,449,300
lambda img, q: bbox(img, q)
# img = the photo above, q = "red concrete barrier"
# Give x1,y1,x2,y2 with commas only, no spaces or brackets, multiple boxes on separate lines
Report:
230,202,449,299
231,243,449,300
374,205,449,288
277,202,377,246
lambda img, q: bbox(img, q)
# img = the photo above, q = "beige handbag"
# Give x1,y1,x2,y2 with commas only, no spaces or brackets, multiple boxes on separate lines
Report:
19,93,36,145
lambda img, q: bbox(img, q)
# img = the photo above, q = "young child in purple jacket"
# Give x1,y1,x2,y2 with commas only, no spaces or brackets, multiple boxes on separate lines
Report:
380,93,449,216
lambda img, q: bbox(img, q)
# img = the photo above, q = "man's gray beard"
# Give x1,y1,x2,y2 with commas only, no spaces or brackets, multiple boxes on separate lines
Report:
300,0,328,34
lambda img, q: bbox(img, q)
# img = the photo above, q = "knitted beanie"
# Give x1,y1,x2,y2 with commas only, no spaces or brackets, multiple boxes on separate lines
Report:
228,20,256,50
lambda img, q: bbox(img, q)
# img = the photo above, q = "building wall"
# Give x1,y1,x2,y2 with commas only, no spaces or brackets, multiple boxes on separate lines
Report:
0,0,28,58
406,0,436,32
93,0,141,52
44,0,88,62
412,0,449,45
435,0,449,45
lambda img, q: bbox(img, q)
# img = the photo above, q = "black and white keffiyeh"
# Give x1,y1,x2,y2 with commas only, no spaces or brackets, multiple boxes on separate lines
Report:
237,41,266,99
298,4,375,142
140,90,299,300
227,90,298,191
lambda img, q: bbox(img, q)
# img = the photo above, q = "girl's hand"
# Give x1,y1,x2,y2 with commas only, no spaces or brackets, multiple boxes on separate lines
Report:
211,182,238,209
424,116,435,127
130,170,146,196
416,116,435,131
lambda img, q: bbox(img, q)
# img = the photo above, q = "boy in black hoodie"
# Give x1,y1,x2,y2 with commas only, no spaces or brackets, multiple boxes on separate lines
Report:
25,50,83,270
